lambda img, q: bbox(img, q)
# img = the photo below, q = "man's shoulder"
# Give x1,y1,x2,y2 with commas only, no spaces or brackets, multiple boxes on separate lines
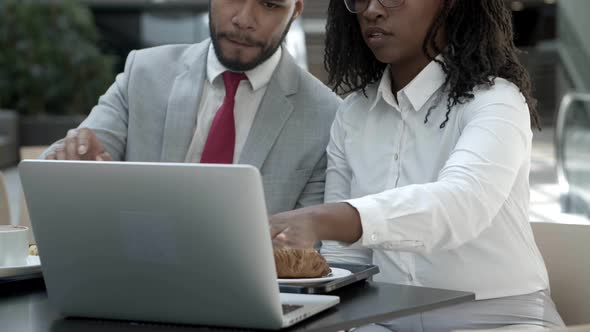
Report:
294,68,342,110
132,40,209,66
120,41,209,88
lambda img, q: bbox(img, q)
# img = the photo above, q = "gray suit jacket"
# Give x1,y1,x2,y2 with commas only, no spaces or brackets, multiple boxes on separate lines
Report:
48,40,341,214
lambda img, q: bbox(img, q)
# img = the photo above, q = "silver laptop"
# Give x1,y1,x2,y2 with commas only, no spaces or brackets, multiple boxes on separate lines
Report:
19,160,339,330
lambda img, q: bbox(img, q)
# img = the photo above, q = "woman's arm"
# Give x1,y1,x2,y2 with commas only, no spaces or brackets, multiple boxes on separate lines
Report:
271,85,532,255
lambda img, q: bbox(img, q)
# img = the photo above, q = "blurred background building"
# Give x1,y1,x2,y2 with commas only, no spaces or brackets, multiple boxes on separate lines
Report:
74,0,567,124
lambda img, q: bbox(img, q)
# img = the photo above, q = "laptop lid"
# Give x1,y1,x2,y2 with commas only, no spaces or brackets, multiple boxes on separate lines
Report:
20,160,288,329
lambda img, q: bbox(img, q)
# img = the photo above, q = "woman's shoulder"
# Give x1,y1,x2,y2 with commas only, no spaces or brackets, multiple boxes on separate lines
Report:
337,84,379,115
469,77,527,110
460,77,531,129
332,86,379,129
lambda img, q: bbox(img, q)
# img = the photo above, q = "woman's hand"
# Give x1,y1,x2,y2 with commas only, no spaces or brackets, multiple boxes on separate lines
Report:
270,207,320,249
269,203,364,249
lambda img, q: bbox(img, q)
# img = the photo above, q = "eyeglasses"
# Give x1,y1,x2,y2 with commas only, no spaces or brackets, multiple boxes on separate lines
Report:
343,0,405,13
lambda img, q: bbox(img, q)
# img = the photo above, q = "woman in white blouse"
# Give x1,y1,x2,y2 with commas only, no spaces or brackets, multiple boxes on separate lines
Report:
270,0,564,330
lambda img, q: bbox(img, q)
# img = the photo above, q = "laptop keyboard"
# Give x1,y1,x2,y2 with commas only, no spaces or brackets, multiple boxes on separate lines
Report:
282,304,304,315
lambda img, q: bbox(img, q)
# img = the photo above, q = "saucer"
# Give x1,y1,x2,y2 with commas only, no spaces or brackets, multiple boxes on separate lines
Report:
0,256,41,278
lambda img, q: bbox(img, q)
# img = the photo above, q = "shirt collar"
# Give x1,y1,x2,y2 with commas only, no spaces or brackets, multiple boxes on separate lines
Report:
371,55,446,112
207,44,282,91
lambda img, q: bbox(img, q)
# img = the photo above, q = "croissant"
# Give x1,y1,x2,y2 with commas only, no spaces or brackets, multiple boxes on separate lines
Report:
274,248,332,278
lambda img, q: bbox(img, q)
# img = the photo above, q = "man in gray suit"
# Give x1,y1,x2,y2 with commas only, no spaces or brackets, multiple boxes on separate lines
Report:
43,0,340,214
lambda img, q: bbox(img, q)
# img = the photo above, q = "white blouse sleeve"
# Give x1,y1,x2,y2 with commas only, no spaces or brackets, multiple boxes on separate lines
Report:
321,107,373,264
346,88,532,254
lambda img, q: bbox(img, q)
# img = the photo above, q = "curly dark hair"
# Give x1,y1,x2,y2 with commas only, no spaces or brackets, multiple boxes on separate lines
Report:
324,0,541,130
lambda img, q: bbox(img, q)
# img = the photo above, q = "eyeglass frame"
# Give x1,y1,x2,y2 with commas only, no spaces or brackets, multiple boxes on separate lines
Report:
343,0,405,14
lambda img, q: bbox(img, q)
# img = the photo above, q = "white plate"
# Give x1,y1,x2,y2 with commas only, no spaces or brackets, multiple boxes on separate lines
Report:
0,256,41,278
277,267,352,284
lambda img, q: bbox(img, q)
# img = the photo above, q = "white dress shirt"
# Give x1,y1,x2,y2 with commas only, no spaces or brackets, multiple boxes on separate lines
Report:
185,45,282,163
321,59,549,300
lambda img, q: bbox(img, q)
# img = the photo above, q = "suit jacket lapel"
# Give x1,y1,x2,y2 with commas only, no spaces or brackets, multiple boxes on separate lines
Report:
160,42,209,162
239,50,299,169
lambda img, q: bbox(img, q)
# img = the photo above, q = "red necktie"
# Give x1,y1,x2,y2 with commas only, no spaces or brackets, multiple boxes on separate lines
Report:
200,71,247,164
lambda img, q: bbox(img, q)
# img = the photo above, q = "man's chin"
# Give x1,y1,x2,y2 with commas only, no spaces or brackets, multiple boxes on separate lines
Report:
220,60,256,72
218,55,261,72
213,37,279,72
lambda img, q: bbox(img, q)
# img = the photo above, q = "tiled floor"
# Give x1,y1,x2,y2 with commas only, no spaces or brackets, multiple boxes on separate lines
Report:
2,128,589,226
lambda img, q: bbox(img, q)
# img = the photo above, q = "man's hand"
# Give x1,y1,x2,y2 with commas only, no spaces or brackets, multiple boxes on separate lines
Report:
45,128,112,161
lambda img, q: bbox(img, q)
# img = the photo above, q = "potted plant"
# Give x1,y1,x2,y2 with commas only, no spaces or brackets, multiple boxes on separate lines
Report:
0,109,18,167
0,0,116,148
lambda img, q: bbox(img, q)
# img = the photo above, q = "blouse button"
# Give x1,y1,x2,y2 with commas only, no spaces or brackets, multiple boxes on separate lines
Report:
394,153,399,161
371,234,378,242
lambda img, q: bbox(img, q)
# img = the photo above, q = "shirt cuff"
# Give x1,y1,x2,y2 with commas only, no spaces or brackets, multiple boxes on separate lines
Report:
331,196,386,249
346,196,387,248
341,196,425,251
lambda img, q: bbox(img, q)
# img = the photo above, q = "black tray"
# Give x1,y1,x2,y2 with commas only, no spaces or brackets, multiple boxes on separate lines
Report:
279,263,380,294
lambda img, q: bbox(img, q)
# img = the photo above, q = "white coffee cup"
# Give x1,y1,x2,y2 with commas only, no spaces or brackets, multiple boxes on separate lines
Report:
0,225,29,267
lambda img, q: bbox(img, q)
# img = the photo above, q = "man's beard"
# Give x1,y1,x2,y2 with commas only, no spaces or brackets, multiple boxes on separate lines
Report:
209,14,294,72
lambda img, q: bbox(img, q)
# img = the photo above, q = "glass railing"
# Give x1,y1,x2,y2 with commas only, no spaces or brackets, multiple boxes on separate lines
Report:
555,93,590,216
